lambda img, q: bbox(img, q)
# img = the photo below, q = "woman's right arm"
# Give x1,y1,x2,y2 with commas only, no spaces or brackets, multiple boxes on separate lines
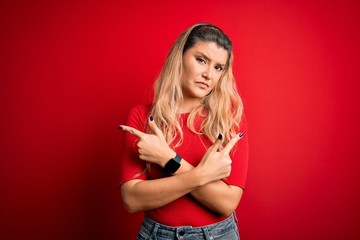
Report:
120,136,230,213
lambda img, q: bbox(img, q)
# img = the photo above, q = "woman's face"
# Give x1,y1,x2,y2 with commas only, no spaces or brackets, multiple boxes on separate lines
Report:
181,41,228,103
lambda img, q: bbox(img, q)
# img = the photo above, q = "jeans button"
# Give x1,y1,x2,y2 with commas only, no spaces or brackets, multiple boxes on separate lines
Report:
179,229,185,236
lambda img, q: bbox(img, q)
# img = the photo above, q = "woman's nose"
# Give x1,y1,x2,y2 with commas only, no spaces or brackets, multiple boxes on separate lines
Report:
202,68,213,80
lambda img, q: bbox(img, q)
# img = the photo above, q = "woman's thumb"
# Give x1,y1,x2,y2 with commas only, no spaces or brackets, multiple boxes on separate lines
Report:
148,115,164,137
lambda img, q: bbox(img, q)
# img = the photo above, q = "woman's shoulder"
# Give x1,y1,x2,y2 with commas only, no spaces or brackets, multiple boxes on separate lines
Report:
125,103,152,130
128,103,152,116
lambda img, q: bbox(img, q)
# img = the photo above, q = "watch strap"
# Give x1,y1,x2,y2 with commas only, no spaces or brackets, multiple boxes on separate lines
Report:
173,153,182,164
164,153,182,174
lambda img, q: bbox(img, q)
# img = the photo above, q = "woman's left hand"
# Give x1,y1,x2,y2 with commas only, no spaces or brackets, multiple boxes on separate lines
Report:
119,115,176,167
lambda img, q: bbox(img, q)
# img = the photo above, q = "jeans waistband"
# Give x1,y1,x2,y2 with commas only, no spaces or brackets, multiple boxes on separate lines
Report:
139,214,238,240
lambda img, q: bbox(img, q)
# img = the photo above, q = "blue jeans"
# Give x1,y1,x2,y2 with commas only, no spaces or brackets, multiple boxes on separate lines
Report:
136,214,240,240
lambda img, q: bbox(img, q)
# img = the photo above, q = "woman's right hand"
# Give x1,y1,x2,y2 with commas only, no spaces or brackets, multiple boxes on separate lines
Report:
196,133,243,184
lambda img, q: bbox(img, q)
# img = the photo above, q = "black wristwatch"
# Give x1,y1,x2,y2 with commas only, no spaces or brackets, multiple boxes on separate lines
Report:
164,153,182,174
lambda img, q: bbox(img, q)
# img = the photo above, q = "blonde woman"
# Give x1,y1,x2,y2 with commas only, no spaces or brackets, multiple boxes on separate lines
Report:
118,23,248,240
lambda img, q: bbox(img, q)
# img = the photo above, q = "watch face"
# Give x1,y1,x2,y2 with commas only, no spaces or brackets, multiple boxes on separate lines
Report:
165,159,181,173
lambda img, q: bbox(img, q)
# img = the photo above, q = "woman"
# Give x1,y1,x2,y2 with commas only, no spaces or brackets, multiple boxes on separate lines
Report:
118,23,248,240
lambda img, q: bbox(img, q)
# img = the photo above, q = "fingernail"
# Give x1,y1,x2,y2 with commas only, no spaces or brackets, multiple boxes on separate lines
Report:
118,125,123,130
217,133,223,140
149,115,154,121
239,132,244,138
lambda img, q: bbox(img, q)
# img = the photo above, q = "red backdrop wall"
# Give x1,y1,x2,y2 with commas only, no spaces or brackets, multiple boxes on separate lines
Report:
1,0,360,239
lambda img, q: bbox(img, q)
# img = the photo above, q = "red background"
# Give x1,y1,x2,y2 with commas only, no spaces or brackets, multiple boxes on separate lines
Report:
1,0,360,239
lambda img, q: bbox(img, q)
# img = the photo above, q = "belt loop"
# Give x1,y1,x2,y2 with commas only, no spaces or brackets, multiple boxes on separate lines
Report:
150,222,159,240
202,227,214,240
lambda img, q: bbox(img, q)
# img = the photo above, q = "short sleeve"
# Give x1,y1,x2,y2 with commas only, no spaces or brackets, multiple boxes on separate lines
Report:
224,114,249,189
119,105,151,185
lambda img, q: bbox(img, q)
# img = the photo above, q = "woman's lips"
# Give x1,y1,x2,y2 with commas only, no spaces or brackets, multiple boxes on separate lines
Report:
195,82,209,88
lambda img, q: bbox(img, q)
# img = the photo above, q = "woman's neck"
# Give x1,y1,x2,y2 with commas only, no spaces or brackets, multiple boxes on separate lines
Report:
180,98,202,113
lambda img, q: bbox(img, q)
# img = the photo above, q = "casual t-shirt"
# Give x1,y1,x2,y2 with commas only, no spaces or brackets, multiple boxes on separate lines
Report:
119,104,249,227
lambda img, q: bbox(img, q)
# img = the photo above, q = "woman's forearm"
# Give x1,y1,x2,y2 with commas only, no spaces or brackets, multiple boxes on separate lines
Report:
121,167,205,213
175,159,243,216
190,181,243,216
121,157,242,216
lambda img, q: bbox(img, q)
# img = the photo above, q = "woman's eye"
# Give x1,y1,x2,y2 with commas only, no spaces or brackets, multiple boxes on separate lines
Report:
215,66,224,71
196,57,206,63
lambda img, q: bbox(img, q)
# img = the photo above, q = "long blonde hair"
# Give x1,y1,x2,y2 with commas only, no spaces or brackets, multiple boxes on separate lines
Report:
150,23,243,148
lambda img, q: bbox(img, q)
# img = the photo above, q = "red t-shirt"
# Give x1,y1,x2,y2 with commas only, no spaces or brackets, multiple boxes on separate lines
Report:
119,104,249,226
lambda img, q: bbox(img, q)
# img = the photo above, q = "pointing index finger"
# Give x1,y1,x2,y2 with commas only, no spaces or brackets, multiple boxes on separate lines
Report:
222,133,244,155
118,125,145,138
